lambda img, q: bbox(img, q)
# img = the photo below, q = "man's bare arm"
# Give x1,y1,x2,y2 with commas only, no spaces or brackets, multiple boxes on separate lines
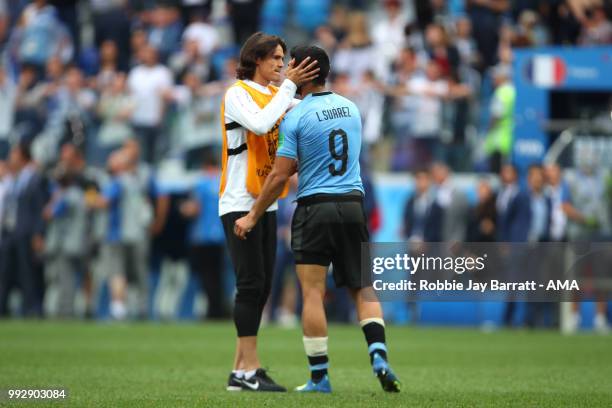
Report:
234,156,297,239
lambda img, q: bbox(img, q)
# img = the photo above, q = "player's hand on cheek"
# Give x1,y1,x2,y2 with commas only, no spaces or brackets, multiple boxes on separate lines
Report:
285,56,320,86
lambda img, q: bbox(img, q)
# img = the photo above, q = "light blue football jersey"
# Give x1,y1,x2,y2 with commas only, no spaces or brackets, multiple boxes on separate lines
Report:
276,91,364,199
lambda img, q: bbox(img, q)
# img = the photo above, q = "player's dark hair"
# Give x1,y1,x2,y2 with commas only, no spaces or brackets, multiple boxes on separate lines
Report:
237,32,287,80
290,45,330,86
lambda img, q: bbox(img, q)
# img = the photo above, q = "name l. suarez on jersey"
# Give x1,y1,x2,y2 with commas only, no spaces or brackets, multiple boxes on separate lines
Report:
315,106,352,122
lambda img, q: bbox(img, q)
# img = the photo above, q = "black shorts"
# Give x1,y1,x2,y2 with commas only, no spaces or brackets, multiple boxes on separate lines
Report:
291,191,370,289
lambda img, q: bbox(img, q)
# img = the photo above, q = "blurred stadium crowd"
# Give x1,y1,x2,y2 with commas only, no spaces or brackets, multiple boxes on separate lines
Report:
0,0,611,328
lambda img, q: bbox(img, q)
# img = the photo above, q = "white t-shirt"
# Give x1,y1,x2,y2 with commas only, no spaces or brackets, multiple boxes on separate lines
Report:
219,79,298,216
127,64,173,126
406,76,448,136
372,13,409,77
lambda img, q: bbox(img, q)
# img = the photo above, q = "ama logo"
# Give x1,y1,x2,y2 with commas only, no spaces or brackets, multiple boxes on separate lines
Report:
525,55,567,88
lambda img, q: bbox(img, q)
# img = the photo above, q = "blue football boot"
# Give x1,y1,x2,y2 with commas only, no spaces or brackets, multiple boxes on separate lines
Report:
295,375,332,393
372,353,401,392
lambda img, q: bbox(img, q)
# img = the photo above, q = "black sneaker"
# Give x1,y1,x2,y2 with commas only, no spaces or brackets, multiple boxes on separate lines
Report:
241,368,287,392
226,372,243,391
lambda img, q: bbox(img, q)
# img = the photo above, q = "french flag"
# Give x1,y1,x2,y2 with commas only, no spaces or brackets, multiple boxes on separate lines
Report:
525,56,566,88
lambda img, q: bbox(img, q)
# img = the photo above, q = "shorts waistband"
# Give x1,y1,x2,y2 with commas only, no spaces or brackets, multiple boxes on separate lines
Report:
297,191,363,206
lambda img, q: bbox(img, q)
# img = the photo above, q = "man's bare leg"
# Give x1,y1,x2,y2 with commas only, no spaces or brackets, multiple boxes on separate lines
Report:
296,264,330,389
349,286,400,392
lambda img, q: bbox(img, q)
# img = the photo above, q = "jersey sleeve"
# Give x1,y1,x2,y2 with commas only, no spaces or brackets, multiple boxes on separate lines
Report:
276,112,299,160
224,79,297,135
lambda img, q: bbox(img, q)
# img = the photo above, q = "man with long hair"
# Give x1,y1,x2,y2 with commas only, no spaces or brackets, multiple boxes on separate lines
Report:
219,32,318,392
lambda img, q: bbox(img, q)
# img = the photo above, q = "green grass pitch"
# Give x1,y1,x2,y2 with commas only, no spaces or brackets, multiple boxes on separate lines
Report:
1,322,611,407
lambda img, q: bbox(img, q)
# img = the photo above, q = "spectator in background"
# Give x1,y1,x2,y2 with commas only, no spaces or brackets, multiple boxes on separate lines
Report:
564,153,611,333
423,23,460,80
95,40,120,91
431,162,469,242
43,164,87,317
496,163,530,327
467,178,497,242
97,73,134,161
327,4,349,42
181,9,218,60
10,0,73,72
178,0,212,25
226,0,264,45
353,70,384,146
45,55,65,87
49,0,79,59
334,12,378,84
547,1,582,45
54,66,97,146
400,59,448,169
127,45,173,164
544,163,571,243
13,57,64,152
525,164,556,329
313,25,338,56
14,65,45,143
91,0,131,71
168,38,212,83
0,142,47,317
122,138,168,241
27,65,95,164
484,65,515,174
403,168,443,242
147,4,183,63
579,5,612,45
129,28,148,67
454,16,479,68
90,148,152,320
59,142,101,200
414,0,437,31
526,164,551,243
512,9,549,48
386,47,419,171
496,163,530,243
59,142,102,318
565,150,611,241
466,0,509,71
169,70,217,153
372,0,409,76
180,150,226,320
0,65,16,158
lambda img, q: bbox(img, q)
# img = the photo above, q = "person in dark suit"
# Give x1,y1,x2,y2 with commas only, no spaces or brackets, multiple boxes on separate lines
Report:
403,169,443,243
467,178,497,242
496,164,531,243
524,164,556,328
526,165,552,243
0,142,48,316
496,163,531,326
